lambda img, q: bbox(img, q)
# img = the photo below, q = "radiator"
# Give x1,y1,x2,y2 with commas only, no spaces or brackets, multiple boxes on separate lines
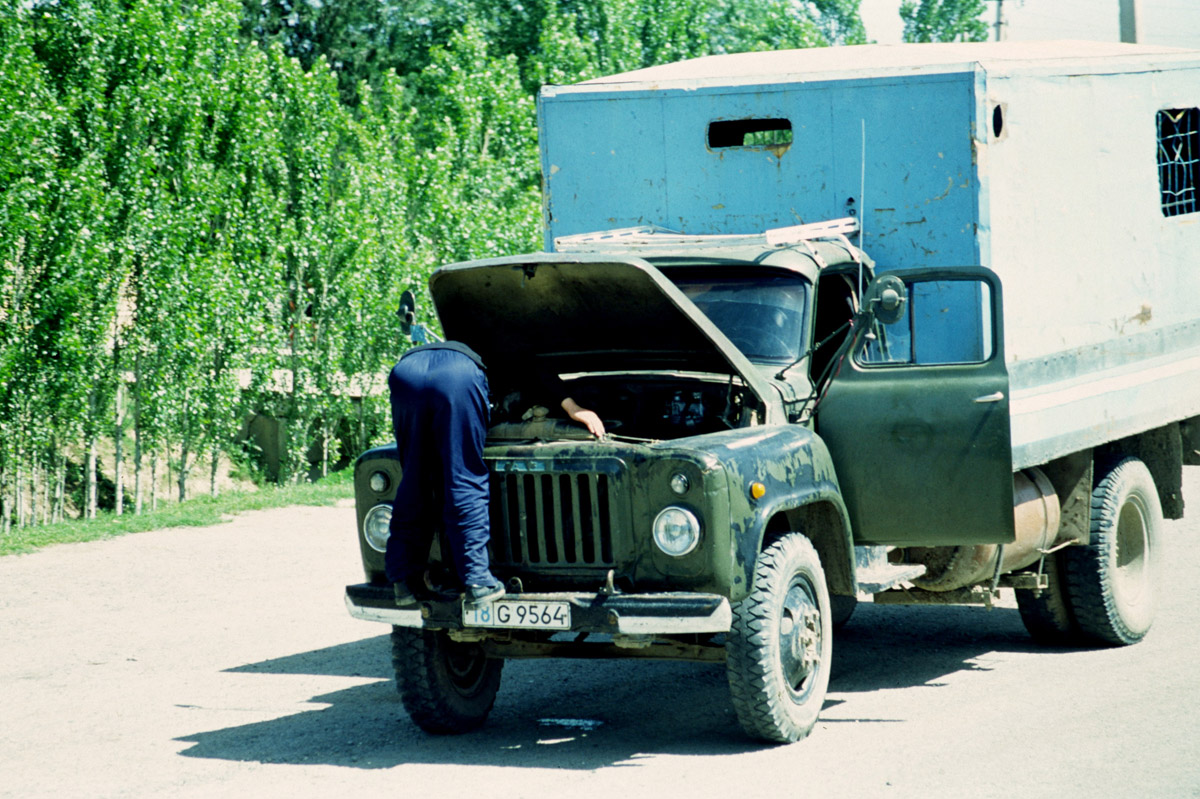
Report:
488,460,624,568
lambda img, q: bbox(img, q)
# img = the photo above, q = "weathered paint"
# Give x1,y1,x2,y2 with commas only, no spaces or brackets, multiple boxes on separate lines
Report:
541,72,980,266
352,421,854,604
669,424,854,600
540,41,1200,470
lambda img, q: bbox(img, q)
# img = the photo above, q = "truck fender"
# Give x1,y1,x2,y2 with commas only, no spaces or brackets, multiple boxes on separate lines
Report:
716,428,857,601
755,491,857,600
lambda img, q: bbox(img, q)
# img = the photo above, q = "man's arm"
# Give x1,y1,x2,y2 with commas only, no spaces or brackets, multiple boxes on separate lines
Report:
561,397,606,438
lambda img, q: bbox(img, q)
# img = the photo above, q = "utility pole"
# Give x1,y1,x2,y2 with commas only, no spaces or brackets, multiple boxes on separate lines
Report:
993,0,1006,42
1119,0,1140,43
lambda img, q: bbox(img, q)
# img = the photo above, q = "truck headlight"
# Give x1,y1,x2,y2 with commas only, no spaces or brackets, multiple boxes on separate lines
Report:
362,503,393,553
369,471,390,493
652,506,701,557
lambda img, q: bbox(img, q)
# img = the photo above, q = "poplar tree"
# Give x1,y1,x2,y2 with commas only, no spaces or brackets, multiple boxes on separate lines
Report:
900,0,989,43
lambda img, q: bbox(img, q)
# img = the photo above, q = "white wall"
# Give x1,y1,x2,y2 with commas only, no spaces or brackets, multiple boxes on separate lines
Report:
858,0,1200,49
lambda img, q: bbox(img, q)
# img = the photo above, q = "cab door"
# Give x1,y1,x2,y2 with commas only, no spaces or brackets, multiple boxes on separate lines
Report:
815,267,1014,546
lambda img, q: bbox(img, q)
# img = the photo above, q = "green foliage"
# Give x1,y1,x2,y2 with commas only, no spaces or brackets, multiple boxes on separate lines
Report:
900,0,989,43
0,0,860,531
240,0,861,103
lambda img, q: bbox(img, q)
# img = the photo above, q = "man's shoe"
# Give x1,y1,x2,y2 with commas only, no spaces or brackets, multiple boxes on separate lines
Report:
393,581,419,608
462,582,505,610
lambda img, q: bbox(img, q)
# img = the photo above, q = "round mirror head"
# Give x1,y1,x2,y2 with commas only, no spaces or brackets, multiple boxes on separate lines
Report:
397,289,417,335
864,274,907,325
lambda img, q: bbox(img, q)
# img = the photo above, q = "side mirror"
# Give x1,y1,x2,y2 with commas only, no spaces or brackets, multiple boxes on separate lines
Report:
863,274,907,325
397,289,417,337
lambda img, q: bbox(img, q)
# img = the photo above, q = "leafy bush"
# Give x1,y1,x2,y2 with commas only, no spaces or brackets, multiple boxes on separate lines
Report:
0,0,859,533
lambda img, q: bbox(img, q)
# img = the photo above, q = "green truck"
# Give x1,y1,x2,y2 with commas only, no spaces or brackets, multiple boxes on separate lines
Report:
345,42,1200,742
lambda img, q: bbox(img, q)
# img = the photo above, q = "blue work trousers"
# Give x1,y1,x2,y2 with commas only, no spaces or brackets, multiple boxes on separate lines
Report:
384,348,495,587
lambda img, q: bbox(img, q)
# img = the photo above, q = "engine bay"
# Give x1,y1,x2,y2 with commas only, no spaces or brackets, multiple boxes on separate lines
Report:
488,373,756,442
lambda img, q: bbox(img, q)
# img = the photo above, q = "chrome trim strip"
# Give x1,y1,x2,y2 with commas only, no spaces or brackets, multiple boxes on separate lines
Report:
613,600,732,634
344,594,425,628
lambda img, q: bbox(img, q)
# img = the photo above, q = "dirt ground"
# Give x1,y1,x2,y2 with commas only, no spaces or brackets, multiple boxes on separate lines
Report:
2,470,1199,799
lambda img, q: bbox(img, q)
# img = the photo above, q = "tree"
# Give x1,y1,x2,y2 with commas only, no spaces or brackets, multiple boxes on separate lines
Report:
241,0,865,104
900,0,989,43
0,0,870,525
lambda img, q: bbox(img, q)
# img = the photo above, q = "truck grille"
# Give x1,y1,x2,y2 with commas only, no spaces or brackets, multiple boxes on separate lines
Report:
488,460,623,568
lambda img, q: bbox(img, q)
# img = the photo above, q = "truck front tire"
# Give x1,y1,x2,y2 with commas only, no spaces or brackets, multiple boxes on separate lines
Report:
1062,457,1161,646
391,626,503,733
725,533,832,743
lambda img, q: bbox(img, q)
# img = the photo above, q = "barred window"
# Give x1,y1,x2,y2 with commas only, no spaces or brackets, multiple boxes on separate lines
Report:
1157,108,1199,217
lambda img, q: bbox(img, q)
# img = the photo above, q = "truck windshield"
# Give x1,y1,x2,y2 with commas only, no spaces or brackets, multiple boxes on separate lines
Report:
669,273,810,364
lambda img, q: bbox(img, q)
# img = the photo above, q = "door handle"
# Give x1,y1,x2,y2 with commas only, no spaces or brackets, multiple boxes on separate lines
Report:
973,391,1005,404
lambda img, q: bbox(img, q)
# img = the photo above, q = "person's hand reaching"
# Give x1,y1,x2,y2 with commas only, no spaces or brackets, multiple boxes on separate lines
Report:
562,397,606,438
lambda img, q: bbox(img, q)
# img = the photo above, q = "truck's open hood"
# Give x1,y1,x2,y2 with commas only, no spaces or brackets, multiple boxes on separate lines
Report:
429,253,775,404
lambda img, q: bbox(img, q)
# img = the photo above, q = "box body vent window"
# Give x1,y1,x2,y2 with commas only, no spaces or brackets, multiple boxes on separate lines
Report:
708,118,793,150
1157,107,1199,217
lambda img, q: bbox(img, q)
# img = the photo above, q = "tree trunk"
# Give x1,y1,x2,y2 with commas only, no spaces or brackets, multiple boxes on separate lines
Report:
150,450,159,513
133,352,143,515
178,387,192,502
41,460,49,525
114,381,124,516
208,349,225,498
54,455,65,524
357,399,366,456
85,389,99,519
2,463,12,534
133,427,143,516
209,443,219,498
85,437,97,519
321,424,329,479
288,285,303,484
15,460,24,528
177,440,190,503
31,462,41,527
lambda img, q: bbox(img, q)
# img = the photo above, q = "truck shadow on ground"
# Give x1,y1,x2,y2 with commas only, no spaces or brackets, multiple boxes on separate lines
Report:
176,602,1080,769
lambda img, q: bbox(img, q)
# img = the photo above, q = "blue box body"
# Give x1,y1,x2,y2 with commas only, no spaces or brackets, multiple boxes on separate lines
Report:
538,42,1200,468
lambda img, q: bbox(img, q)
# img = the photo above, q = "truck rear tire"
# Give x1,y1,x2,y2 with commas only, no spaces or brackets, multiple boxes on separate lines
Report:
391,626,503,733
829,594,858,629
1062,457,1161,646
725,533,832,743
1014,550,1078,644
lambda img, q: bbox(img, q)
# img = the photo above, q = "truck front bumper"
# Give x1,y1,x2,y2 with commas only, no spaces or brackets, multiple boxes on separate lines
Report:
344,583,732,635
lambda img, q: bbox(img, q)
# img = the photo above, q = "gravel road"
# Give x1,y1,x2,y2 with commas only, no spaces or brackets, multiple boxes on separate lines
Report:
3,469,1199,799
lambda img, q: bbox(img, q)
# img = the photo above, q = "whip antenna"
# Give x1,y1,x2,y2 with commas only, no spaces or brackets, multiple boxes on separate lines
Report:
858,118,867,298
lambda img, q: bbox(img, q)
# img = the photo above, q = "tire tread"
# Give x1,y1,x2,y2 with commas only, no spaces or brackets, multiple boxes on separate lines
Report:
1061,458,1160,647
726,534,830,743
391,626,503,734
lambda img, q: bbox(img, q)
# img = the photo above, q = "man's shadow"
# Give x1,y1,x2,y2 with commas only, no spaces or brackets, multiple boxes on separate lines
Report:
176,601,1073,769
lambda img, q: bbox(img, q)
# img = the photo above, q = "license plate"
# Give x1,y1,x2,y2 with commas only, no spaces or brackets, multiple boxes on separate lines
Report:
462,599,571,630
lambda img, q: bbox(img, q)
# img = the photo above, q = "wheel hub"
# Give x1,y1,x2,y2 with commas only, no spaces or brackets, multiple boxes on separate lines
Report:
779,583,822,694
